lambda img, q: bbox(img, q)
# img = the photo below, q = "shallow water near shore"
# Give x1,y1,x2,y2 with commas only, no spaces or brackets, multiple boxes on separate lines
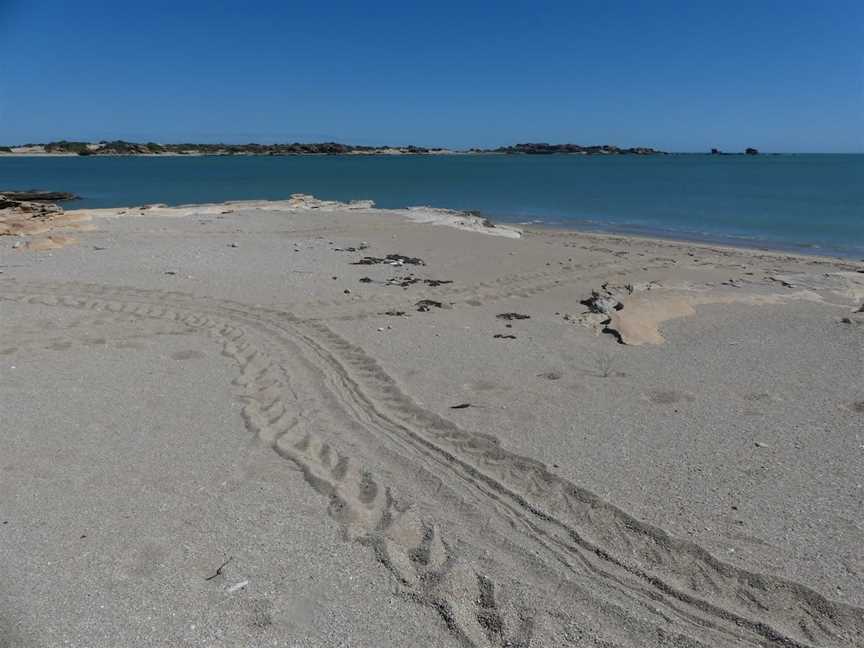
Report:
2,153,861,257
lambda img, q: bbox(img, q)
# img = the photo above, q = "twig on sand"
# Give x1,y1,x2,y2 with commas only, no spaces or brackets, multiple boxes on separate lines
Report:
204,557,233,581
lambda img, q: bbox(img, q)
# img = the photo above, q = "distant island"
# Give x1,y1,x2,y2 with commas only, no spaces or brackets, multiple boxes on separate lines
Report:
473,143,662,155
0,140,666,156
711,147,760,156
1,141,769,157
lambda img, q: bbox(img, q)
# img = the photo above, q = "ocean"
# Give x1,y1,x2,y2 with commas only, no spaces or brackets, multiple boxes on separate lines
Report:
1,153,861,258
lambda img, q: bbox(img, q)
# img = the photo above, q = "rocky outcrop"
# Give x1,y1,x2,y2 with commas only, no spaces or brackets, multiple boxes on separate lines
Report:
0,190,79,202
285,193,375,210
1,196,60,240
0,194,63,219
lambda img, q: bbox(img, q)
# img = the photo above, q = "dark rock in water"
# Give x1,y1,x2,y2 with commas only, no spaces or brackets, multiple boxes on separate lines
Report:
745,148,759,155
496,312,530,320
1,190,79,202
416,299,443,312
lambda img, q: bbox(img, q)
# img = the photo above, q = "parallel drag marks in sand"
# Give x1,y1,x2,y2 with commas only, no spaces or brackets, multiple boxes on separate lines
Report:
2,278,861,648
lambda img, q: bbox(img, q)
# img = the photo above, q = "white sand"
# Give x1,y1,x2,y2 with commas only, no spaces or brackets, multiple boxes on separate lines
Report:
1,197,862,647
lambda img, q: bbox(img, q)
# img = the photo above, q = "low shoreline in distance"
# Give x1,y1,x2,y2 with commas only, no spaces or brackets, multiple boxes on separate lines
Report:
1,140,679,156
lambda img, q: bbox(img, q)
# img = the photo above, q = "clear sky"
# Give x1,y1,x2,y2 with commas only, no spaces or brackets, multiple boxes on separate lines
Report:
1,0,862,152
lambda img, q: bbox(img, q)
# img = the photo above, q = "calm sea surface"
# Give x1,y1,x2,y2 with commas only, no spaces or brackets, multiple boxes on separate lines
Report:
1,154,861,258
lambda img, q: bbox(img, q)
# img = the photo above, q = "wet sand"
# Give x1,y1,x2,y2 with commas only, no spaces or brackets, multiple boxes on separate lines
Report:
1,196,862,647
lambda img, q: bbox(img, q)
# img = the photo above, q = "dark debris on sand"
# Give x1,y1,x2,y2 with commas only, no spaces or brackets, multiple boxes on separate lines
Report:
387,276,452,288
359,275,452,288
333,243,369,252
416,299,443,312
352,253,426,266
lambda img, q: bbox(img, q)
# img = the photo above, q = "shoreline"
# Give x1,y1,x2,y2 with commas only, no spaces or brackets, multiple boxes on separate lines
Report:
521,221,864,263
74,197,864,263
32,196,864,263
4,189,860,262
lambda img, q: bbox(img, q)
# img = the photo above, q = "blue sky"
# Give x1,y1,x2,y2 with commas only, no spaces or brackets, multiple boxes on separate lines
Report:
1,0,862,151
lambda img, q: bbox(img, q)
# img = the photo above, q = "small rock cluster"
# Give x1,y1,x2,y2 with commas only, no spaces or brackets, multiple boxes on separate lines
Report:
562,282,657,336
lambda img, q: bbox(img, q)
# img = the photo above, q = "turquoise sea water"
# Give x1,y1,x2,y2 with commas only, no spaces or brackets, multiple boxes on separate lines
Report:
1,154,861,258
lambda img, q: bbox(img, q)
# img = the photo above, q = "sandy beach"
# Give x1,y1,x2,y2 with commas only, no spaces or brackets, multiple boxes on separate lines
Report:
1,196,862,647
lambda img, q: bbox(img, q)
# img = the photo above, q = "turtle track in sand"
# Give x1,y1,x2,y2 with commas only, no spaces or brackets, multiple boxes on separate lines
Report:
3,278,862,648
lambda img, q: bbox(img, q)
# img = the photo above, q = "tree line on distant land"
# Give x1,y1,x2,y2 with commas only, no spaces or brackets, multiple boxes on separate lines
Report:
0,140,763,155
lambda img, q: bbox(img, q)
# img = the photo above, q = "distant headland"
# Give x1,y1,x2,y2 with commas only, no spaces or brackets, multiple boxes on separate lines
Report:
0,141,770,157
0,140,669,157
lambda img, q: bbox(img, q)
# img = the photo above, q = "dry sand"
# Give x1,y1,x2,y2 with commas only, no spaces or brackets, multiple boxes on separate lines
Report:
1,196,862,647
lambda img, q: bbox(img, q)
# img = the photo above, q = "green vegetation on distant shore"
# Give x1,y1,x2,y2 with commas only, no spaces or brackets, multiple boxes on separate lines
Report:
477,143,662,155
43,140,91,154
1,140,668,156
